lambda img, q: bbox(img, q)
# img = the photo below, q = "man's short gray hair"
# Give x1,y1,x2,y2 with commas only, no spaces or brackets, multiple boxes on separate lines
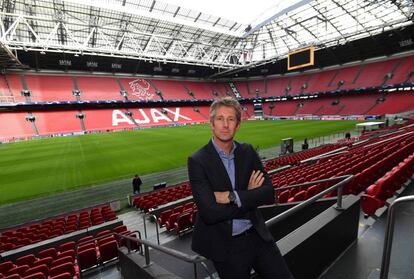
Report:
209,97,241,124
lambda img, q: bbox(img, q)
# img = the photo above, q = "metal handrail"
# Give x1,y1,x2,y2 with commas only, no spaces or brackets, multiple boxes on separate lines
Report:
266,175,353,227
118,233,213,279
379,195,414,279
142,213,160,245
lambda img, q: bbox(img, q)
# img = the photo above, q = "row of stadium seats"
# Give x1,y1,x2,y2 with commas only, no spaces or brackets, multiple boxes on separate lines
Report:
272,127,414,207
264,143,345,171
262,91,414,117
0,105,254,142
3,74,230,103
156,202,197,235
133,183,192,212
2,55,413,103
0,205,117,253
4,91,414,142
0,224,140,279
234,55,414,97
361,153,414,215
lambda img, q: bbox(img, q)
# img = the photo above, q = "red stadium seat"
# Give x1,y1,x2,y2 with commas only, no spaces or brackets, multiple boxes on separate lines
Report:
24,265,48,278
37,248,57,260
32,257,53,268
49,263,76,279
22,272,45,279
173,212,193,235
49,272,72,279
58,242,75,253
77,248,98,271
0,262,14,275
16,254,36,267
7,265,29,277
99,240,118,264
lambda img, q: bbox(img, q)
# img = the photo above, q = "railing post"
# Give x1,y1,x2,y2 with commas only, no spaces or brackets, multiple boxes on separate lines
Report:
143,214,148,239
144,244,151,267
380,196,414,279
335,183,343,210
274,189,279,206
193,263,198,279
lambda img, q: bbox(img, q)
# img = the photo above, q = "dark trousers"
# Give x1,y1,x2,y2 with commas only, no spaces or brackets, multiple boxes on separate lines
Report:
213,229,293,279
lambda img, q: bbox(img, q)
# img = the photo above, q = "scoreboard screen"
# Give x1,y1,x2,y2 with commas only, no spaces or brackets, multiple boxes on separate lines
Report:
287,47,314,71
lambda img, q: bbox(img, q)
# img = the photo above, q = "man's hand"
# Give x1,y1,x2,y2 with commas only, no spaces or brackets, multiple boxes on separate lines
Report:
248,170,265,190
214,191,230,204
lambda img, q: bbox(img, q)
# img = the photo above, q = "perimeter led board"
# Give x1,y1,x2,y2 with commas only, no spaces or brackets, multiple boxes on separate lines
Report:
287,47,314,71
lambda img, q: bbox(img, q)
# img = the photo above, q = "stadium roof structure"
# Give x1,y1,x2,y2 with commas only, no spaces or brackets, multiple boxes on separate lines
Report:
0,0,414,71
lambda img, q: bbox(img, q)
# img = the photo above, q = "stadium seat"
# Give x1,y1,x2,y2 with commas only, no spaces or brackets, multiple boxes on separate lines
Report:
58,241,75,253
7,266,29,277
24,265,48,278
51,256,73,268
112,225,127,234
56,250,75,261
77,248,99,271
32,257,53,268
99,240,118,264
165,212,181,232
277,190,290,204
49,272,72,279
49,262,77,279
157,209,173,228
22,272,45,279
37,248,57,259
174,212,193,235
0,262,14,275
16,254,36,267
361,195,385,216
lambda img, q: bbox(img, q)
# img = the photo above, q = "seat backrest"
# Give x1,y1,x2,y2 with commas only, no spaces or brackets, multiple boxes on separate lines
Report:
51,256,73,268
77,248,98,270
32,257,53,268
56,249,75,261
23,272,46,279
49,272,72,279
8,265,29,276
77,242,95,253
16,255,36,267
99,240,118,262
37,248,57,259
0,262,14,274
24,264,48,277
49,262,74,278
58,241,75,252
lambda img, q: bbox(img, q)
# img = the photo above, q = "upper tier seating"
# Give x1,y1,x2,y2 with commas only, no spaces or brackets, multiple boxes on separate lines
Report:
7,75,75,102
118,78,160,101
151,80,191,100
76,76,122,101
2,55,412,103
266,76,290,96
182,81,214,100
248,79,267,96
208,82,230,97
387,56,414,84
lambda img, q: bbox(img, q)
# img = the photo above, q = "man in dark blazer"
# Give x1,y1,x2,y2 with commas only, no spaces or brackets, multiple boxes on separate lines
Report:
188,97,293,279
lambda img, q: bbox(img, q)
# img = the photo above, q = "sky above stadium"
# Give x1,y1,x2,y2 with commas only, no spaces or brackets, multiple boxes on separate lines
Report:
162,0,299,25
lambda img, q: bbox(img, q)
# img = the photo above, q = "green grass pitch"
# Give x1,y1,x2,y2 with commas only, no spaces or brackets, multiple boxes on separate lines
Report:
0,120,362,205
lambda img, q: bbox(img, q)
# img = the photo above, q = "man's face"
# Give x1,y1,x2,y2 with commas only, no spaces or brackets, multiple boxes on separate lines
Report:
210,105,240,144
